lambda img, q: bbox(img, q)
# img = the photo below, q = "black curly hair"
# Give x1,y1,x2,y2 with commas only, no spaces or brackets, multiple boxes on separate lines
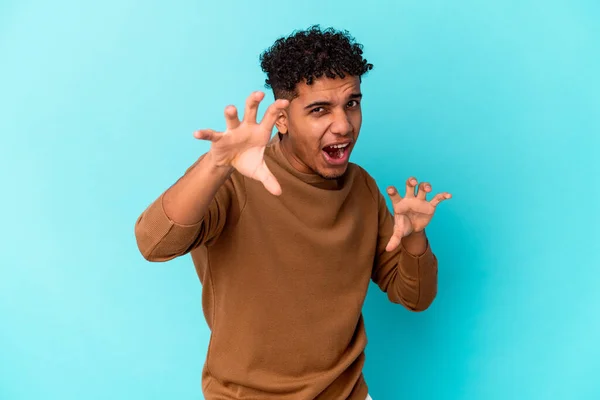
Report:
259,25,374,100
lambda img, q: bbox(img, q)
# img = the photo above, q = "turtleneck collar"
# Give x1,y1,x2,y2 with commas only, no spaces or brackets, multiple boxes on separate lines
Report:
265,134,348,190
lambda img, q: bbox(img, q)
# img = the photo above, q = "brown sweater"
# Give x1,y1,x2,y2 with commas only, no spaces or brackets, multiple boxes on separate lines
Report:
134,136,438,399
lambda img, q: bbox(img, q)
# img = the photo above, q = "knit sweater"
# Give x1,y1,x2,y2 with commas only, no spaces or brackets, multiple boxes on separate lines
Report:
134,135,438,399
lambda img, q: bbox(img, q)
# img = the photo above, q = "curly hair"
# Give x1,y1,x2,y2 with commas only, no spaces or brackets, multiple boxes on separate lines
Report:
259,25,374,99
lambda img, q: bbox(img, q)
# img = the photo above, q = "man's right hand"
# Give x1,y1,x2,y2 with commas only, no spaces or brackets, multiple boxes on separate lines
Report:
194,91,290,196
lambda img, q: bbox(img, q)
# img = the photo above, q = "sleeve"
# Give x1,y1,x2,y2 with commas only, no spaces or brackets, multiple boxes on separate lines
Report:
366,172,438,311
133,157,244,262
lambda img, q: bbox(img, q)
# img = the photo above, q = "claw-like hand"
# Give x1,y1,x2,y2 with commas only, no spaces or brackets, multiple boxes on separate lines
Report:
194,91,289,196
385,177,452,252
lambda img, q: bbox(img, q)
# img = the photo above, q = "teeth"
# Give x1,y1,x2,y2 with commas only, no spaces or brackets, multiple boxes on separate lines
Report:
329,143,349,149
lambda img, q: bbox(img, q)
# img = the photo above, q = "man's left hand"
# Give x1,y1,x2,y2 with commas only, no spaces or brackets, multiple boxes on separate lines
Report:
385,177,451,252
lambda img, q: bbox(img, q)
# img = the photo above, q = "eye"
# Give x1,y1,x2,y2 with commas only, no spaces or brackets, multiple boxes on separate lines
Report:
311,107,325,114
347,100,360,108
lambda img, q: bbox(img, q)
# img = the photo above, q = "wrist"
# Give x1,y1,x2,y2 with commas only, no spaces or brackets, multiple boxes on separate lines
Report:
205,151,235,174
401,229,428,256
407,229,426,238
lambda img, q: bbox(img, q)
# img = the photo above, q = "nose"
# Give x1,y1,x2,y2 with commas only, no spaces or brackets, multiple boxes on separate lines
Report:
330,109,353,136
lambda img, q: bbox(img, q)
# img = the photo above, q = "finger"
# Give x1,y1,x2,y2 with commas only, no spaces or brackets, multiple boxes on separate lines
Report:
243,91,265,124
253,161,282,196
224,105,241,131
194,129,223,142
259,99,289,132
386,214,408,252
386,186,403,205
405,177,418,198
385,233,402,252
430,192,452,207
417,182,431,200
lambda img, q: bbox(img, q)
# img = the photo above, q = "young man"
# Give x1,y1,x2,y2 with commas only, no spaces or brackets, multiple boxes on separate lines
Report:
135,25,451,400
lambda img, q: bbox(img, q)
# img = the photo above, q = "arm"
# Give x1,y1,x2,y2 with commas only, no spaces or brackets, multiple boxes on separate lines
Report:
134,91,289,262
371,186,438,311
134,153,241,262
163,151,234,225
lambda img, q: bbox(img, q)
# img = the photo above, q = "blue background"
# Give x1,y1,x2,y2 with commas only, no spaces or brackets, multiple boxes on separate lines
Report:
1,1,598,399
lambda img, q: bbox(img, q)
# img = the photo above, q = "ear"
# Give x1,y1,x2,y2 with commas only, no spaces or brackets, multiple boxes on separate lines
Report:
275,109,288,135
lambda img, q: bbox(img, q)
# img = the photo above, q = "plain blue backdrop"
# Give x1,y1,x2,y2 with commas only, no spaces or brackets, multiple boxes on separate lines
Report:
1,1,598,399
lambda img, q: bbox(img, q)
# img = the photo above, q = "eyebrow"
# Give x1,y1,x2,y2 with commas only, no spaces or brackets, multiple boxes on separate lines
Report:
304,92,363,109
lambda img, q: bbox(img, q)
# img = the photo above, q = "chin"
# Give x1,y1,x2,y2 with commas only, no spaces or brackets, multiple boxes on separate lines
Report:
318,165,349,180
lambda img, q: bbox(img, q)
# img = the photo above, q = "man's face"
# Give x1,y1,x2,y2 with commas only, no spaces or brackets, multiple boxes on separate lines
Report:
276,75,362,180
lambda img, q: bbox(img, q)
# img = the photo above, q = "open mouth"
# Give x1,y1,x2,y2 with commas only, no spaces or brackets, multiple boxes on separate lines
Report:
322,142,351,165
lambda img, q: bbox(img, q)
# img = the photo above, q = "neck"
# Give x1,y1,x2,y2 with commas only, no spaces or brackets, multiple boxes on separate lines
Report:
278,134,313,175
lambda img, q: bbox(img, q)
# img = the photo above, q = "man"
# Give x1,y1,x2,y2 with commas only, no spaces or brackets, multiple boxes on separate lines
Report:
135,25,451,400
